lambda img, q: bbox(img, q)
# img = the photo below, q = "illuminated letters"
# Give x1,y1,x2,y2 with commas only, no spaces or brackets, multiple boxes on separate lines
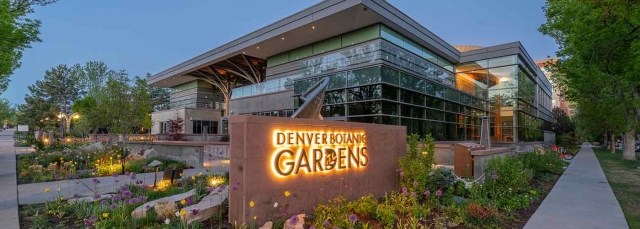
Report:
272,131,368,177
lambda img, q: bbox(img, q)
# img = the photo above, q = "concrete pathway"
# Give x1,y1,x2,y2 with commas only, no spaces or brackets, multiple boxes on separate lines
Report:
0,129,20,229
524,144,629,229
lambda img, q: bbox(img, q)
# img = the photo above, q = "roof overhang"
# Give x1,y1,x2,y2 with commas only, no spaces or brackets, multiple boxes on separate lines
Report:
149,0,461,87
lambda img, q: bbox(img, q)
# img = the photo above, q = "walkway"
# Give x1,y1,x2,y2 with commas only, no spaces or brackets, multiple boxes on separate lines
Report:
0,129,20,229
524,144,629,229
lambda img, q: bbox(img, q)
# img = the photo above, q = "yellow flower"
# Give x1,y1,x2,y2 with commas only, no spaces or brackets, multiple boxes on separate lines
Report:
253,216,257,220
60,197,64,201
102,212,109,218
180,199,186,206
249,201,255,208
180,209,186,217
284,191,291,197
45,188,50,193
179,173,184,177
191,176,195,180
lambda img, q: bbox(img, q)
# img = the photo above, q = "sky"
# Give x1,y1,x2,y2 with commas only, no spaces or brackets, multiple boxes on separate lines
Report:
6,0,558,105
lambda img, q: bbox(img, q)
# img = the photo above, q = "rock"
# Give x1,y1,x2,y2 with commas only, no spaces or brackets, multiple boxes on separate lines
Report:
148,160,163,167
180,186,228,224
131,189,195,219
127,149,158,161
28,165,42,171
67,194,114,204
283,214,305,229
259,221,273,229
154,201,178,219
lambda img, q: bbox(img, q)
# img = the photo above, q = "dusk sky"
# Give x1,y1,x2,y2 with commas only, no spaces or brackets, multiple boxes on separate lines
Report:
6,0,558,105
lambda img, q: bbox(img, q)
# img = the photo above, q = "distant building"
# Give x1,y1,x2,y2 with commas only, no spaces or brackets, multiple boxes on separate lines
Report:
535,58,574,117
147,0,553,143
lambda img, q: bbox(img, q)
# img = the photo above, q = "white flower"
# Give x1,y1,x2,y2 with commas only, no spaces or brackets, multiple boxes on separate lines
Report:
273,202,278,208
175,211,180,217
164,218,170,224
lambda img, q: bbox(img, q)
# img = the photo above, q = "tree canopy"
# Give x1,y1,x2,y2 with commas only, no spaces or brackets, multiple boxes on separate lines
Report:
540,0,640,160
0,0,57,94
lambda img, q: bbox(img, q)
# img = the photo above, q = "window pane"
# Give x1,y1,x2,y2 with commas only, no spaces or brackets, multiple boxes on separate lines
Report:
327,73,347,90
348,101,381,115
294,77,318,95
488,55,517,68
400,72,425,92
321,105,345,117
381,66,399,85
347,66,381,87
381,101,398,115
348,115,381,124
381,25,404,48
381,85,398,101
325,90,345,104
348,85,381,101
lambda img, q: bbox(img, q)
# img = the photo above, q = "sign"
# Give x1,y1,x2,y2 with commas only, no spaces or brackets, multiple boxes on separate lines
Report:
271,131,368,177
17,125,29,132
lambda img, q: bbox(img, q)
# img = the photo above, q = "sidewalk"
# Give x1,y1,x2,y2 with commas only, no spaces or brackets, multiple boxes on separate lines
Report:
524,144,629,229
0,129,20,229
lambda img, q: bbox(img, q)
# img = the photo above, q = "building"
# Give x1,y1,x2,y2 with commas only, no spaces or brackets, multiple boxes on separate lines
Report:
535,58,574,117
148,0,553,143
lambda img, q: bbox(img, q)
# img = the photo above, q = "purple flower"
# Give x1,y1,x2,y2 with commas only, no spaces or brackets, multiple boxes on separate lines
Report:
111,173,118,178
93,194,101,199
89,215,98,222
145,205,151,210
129,172,136,180
115,179,119,183
208,153,213,158
235,181,241,185
410,192,416,197
135,180,143,185
125,171,130,176
323,221,330,227
310,227,316,229
100,200,108,205
289,215,299,225
436,189,443,197
207,187,215,192
138,196,147,202
122,190,132,198
110,203,117,210
401,187,408,196
348,214,357,222
191,209,200,215
92,178,100,184
412,181,419,187
112,194,121,201
119,185,128,192
73,194,79,198
491,170,498,180
84,221,92,227
186,197,193,205
142,165,147,170
54,174,62,180
424,190,431,196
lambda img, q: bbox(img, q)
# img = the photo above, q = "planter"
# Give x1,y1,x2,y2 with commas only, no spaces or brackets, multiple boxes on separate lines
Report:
162,169,184,184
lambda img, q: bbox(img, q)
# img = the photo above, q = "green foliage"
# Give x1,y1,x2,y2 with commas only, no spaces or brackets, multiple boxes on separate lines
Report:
398,134,435,194
425,167,457,193
518,152,565,176
464,202,500,227
483,156,531,199
556,133,578,149
0,0,57,93
374,200,397,228
552,107,575,136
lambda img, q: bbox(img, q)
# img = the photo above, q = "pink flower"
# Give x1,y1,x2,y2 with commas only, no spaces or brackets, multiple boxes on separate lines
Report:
424,190,431,196
436,189,443,197
412,181,418,187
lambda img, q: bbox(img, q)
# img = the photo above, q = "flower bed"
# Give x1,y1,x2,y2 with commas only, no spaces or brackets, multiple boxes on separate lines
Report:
17,141,191,184
19,172,229,229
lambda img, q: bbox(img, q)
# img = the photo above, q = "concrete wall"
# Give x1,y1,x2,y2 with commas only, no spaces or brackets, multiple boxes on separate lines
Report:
228,115,406,225
126,141,230,168
228,90,294,115
433,143,455,166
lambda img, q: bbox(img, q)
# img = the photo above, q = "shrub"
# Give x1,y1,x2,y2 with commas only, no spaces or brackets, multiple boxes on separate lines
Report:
483,156,531,199
465,202,501,226
518,152,565,176
398,134,435,194
425,167,457,192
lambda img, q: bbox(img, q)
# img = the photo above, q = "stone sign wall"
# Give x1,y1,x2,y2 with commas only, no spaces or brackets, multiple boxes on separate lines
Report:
229,115,406,225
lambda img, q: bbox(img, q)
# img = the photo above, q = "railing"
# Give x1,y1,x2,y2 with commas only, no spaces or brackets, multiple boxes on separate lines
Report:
230,77,294,99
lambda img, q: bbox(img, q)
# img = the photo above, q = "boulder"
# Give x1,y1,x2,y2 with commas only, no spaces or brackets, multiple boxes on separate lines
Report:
155,201,178,219
127,149,158,161
259,221,273,229
180,186,228,224
148,160,163,167
131,189,195,219
283,214,305,229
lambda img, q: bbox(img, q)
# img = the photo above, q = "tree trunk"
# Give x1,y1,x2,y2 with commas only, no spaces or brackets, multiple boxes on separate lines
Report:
611,132,616,154
622,131,637,160
603,132,608,148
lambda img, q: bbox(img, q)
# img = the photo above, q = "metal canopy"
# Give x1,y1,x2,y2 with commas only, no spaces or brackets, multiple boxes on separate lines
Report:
185,54,266,99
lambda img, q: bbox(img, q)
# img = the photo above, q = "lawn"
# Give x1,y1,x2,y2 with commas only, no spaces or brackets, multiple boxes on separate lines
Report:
593,148,640,228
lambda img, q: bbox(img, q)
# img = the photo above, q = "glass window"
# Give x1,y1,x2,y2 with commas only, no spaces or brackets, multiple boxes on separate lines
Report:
445,88,460,102
313,36,341,54
294,77,318,95
348,101,381,115
456,60,489,72
321,105,345,117
488,55,517,68
348,115,381,124
400,72,425,92
341,24,380,46
425,96,444,110
381,66,399,85
425,109,444,121
381,25,404,48
401,105,424,118
267,52,290,68
381,85,398,101
400,89,425,106
420,48,438,64
381,101,398,115
325,90,345,104
347,66,381,86
348,85,381,101
381,115,399,125
327,73,347,90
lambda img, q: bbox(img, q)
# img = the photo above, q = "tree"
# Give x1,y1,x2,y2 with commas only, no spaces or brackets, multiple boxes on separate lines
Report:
146,73,171,111
0,0,57,94
74,61,113,98
35,64,81,114
540,0,640,160
552,107,574,136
